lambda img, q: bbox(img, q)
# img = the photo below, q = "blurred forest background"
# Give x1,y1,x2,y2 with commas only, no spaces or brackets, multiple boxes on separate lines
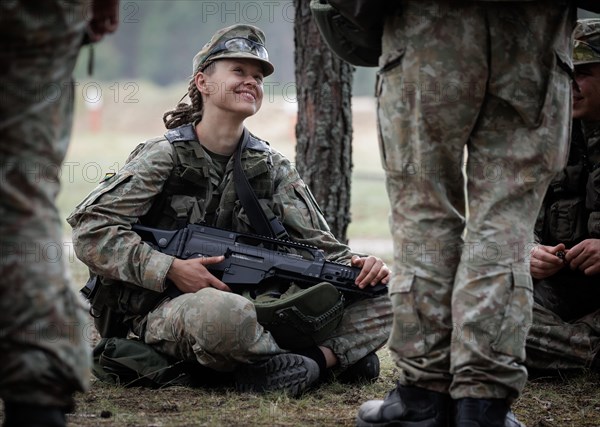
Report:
76,3,600,96
73,0,378,95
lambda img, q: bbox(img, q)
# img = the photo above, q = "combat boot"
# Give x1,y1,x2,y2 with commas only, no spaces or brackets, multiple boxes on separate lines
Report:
454,398,516,427
356,384,451,427
338,352,380,383
235,353,320,397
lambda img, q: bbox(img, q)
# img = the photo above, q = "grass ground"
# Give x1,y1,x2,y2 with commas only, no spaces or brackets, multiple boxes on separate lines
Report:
10,82,598,426
54,354,600,426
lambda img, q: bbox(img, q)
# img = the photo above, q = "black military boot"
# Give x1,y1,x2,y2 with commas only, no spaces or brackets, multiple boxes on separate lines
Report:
356,384,451,427
338,352,380,384
3,401,67,427
453,398,512,427
235,353,320,397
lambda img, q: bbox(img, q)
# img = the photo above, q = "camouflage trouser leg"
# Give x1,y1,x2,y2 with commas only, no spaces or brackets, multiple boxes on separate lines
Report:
320,294,392,370
143,288,283,372
0,1,90,408
379,1,573,400
526,303,600,371
526,273,600,371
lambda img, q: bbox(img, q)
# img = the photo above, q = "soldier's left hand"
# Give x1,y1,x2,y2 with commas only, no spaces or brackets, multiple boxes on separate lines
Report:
351,255,391,289
565,238,600,276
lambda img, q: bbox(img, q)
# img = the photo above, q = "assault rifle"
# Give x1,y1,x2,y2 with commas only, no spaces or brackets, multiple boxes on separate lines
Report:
132,223,387,297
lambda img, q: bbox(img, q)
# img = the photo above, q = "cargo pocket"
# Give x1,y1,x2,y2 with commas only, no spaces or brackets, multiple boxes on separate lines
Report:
548,196,587,243
388,273,428,358
170,195,203,225
490,263,533,360
376,48,406,174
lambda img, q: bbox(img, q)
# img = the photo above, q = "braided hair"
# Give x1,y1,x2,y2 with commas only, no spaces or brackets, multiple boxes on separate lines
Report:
163,62,216,130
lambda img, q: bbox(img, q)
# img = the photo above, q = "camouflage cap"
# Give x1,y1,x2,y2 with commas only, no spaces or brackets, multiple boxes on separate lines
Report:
574,19,600,66
192,24,274,77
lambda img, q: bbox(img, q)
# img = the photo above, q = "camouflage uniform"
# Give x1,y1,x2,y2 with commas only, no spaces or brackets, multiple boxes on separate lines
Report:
378,1,574,401
527,19,600,373
67,128,392,372
0,0,90,409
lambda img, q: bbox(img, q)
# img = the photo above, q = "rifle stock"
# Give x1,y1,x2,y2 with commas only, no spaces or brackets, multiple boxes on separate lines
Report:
133,223,387,297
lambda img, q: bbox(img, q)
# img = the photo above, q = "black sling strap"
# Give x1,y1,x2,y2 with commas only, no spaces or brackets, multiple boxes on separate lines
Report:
233,129,289,240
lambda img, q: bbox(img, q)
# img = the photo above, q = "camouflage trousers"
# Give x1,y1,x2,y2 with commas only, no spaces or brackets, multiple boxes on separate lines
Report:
379,1,574,401
526,272,600,371
143,288,392,372
0,1,90,408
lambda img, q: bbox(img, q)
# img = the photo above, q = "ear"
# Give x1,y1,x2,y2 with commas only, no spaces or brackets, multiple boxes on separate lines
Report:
194,72,207,94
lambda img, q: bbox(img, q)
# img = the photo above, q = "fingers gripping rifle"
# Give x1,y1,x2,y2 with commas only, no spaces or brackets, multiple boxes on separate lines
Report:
132,223,387,297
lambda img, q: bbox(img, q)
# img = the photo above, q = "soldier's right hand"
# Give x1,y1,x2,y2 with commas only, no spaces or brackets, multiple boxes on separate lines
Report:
166,257,231,293
530,243,567,280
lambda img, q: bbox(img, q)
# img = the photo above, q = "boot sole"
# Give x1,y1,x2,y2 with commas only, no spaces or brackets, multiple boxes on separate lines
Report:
235,354,319,397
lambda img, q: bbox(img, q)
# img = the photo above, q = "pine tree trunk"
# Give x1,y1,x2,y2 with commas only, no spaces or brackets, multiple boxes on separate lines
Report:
293,0,354,243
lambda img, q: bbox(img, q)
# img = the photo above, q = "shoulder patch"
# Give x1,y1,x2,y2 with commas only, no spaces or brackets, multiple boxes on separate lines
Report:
100,172,116,183
164,124,198,143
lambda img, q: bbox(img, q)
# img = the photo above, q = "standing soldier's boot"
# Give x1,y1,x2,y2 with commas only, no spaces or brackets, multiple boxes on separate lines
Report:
356,384,451,427
454,398,525,427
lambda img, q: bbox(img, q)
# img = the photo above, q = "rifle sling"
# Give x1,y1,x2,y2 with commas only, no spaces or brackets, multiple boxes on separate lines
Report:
233,129,289,240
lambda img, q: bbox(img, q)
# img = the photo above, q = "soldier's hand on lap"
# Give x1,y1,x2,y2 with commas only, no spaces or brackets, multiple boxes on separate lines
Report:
167,257,231,293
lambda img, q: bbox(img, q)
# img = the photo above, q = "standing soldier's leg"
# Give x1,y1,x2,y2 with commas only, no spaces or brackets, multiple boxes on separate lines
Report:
358,2,488,425
358,1,575,425
0,2,90,424
450,3,574,421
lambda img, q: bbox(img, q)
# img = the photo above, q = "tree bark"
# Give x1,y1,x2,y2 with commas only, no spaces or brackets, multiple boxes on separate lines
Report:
293,0,354,243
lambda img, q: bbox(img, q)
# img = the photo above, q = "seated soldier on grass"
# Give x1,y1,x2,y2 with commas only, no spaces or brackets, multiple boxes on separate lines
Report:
67,24,393,396
526,18,600,375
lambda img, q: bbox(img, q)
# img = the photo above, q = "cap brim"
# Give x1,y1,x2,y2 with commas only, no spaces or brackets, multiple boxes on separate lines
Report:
209,51,275,77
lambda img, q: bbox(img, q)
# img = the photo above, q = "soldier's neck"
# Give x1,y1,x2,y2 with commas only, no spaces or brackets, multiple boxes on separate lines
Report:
195,113,244,156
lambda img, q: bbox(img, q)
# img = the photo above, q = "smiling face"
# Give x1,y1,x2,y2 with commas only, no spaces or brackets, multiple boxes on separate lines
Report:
195,58,264,120
573,62,600,122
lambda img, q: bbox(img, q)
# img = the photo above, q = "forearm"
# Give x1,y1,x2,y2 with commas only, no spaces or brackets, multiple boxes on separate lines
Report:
72,218,174,292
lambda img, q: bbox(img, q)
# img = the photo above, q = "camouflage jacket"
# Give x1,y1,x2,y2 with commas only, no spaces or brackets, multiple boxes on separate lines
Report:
67,125,354,295
535,120,600,246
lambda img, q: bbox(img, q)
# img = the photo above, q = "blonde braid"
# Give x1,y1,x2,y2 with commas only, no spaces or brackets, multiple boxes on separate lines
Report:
163,79,203,129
